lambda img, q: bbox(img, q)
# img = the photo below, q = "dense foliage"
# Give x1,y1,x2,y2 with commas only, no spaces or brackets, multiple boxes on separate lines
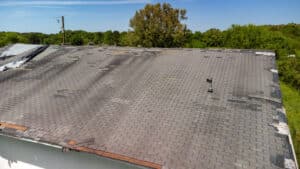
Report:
129,3,187,47
0,30,125,47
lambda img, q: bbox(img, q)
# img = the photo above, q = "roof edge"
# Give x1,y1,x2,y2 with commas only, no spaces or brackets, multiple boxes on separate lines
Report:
66,140,162,169
0,133,62,149
0,131,162,169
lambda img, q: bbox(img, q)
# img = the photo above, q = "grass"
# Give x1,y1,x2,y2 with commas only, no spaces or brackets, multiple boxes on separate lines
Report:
280,81,300,165
295,49,300,57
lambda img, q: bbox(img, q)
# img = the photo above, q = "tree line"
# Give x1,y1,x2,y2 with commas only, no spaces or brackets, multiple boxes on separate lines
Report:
0,30,124,46
0,3,299,90
1,24,299,56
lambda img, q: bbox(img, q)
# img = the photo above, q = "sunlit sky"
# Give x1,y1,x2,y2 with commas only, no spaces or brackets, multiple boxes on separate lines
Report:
0,0,299,34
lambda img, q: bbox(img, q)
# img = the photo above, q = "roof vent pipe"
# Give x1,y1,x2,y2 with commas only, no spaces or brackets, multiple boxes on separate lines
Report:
207,78,213,93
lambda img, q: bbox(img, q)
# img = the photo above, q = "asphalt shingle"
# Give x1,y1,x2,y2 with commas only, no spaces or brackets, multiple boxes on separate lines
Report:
0,46,296,169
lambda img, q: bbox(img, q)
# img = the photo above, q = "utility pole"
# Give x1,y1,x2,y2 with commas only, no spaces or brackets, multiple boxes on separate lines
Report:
61,16,65,45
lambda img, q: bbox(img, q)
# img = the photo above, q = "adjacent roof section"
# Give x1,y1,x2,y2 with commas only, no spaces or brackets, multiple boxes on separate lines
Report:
0,46,297,169
0,44,42,58
0,43,47,71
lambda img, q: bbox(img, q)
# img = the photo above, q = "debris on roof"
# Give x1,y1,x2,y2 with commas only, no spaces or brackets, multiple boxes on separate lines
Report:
285,158,297,169
272,122,290,135
255,51,276,56
271,68,279,73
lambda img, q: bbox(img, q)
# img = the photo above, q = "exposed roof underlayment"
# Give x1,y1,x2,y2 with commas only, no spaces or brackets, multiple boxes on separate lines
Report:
0,46,297,169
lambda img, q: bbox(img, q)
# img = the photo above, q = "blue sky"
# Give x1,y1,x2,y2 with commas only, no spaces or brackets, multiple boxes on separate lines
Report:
0,0,299,34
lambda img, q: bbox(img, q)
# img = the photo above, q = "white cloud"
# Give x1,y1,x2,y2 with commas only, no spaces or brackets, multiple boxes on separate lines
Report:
0,0,151,6
30,5,67,9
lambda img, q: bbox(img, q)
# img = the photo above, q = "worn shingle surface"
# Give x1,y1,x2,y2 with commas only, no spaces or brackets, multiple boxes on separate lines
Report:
0,46,294,169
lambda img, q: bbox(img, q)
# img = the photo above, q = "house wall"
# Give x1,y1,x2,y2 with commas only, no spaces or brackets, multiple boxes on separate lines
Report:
0,135,149,169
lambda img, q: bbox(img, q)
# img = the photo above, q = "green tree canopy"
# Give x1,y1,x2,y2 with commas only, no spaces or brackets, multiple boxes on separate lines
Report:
70,34,84,45
24,33,45,44
93,32,104,45
103,30,114,45
130,3,188,47
202,28,224,47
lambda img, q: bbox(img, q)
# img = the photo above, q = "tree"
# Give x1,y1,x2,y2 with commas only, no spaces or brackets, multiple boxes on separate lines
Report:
25,33,44,44
112,31,120,46
43,33,61,45
93,32,104,45
184,31,206,48
5,32,20,44
202,28,224,47
223,25,264,49
70,34,84,45
129,3,188,47
119,31,138,46
103,30,114,45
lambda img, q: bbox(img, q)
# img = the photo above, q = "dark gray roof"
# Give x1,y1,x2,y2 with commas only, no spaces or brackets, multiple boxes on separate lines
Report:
0,46,296,169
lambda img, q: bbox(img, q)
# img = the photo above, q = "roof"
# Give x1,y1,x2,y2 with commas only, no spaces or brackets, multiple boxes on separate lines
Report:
0,46,297,169
0,44,47,71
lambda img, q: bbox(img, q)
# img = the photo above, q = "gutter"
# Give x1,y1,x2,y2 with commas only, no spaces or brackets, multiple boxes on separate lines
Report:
0,133,63,149
0,133,62,149
0,133,160,169
288,133,299,169
284,107,299,169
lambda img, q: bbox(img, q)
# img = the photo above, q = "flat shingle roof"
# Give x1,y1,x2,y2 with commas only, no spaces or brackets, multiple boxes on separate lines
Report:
0,46,296,169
